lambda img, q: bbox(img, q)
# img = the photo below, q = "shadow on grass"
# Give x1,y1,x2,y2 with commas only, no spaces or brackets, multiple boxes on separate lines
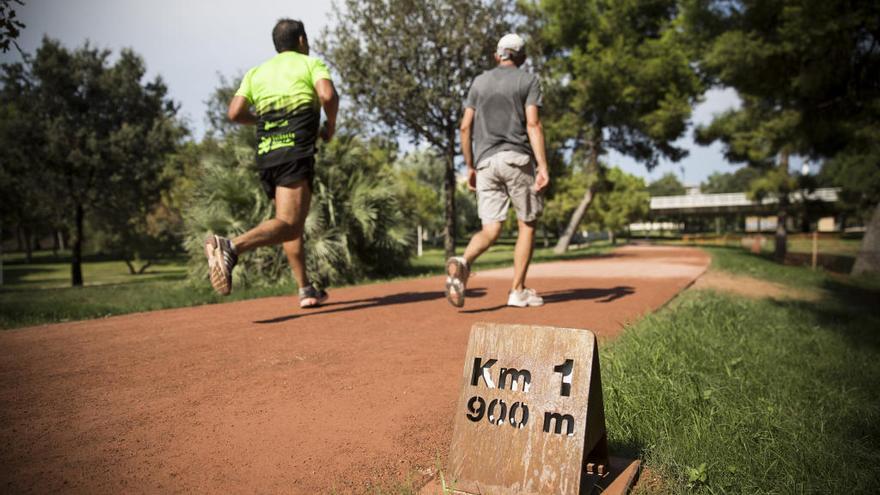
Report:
3,251,188,265
0,269,188,292
458,286,635,314
606,439,644,464
768,280,880,352
253,288,489,324
0,264,58,286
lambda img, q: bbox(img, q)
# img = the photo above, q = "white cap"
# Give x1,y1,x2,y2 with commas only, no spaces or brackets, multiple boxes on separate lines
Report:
496,33,525,59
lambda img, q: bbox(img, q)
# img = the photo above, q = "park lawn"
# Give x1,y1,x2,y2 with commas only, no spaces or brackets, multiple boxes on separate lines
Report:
410,240,611,275
663,234,862,258
1,252,188,290
602,247,880,493
755,236,862,263
783,236,861,256
0,242,610,330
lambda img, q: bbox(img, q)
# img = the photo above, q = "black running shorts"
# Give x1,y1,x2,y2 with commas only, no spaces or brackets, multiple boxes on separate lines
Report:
258,155,315,199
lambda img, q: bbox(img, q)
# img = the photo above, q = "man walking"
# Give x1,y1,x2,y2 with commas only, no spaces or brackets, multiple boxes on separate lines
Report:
445,33,550,308
204,18,338,308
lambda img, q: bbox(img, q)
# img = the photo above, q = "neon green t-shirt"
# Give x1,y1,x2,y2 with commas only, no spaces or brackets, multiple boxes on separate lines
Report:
236,51,332,168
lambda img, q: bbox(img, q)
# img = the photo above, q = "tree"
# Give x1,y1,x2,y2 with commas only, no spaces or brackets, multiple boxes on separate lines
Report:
309,133,411,285
539,0,703,253
0,0,24,54
0,62,57,262
319,0,512,258
2,38,182,285
588,166,649,243
395,149,445,250
695,96,798,261
686,0,880,271
820,130,880,275
701,167,762,194
648,172,686,196
541,164,590,239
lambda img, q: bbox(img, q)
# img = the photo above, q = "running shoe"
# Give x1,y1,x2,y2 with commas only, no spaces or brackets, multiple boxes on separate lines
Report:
299,285,329,308
445,256,469,308
204,234,237,296
507,288,544,307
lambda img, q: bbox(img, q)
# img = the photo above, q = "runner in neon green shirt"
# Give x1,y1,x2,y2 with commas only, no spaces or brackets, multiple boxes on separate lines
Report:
235,44,332,167
203,19,339,309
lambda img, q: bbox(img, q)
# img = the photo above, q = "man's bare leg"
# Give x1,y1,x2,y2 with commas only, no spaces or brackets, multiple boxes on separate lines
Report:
232,179,311,254
282,237,310,289
463,221,502,266
511,219,536,292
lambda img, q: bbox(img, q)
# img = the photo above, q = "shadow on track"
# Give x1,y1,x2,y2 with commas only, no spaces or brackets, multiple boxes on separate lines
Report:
254,288,488,324
458,285,635,314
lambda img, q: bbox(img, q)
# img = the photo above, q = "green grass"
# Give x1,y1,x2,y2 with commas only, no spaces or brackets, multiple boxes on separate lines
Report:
409,240,611,276
0,241,610,329
1,252,188,290
707,246,830,287
0,279,309,329
784,237,861,256
661,234,861,257
602,247,880,493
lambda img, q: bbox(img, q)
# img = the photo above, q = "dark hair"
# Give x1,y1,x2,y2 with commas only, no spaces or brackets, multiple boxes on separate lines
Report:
272,18,306,53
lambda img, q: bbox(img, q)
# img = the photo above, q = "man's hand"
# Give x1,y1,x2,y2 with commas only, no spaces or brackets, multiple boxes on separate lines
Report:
319,121,335,141
525,105,551,193
534,166,550,193
467,167,477,192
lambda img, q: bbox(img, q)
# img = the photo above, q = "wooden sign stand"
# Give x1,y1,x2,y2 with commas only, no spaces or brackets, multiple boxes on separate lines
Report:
439,323,640,495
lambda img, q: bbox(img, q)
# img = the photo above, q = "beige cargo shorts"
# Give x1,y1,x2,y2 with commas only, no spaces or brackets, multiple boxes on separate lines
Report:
475,150,543,224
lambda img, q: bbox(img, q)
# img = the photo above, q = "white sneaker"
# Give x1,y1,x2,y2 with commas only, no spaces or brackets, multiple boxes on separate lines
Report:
507,288,544,307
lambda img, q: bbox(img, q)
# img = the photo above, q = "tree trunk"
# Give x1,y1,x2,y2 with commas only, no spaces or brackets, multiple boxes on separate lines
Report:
774,151,790,263
801,209,810,233
852,202,880,276
124,259,136,275
554,131,602,254
23,225,33,263
137,261,152,274
608,230,616,245
554,187,595,254
443,150,457,259
71,204,84,287
774,206,787,262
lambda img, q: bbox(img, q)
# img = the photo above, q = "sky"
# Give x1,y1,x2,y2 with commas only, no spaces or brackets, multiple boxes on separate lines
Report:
3,0,783,185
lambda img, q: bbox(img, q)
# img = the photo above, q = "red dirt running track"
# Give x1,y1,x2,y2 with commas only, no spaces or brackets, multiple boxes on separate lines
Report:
0,246,708,493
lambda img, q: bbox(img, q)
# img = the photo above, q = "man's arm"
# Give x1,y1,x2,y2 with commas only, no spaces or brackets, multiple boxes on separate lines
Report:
227,95,257,125
526,104,550,192
460,107,476,191
315,78,339,141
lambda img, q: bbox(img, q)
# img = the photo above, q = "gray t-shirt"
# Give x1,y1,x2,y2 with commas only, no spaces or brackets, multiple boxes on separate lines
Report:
464,66,543,167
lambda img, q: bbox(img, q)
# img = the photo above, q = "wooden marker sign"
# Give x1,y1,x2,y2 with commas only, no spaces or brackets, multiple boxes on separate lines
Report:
448,323,608,495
